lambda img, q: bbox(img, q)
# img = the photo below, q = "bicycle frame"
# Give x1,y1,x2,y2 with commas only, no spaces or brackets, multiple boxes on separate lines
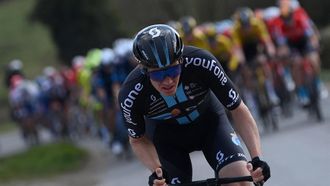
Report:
168,176,254,186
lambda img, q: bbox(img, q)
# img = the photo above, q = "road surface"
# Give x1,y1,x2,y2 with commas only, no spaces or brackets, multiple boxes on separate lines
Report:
1,94,329,186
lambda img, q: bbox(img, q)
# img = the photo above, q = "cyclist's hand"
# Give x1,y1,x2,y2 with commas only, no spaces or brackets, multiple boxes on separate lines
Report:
149,167,168,186
247,157,270,185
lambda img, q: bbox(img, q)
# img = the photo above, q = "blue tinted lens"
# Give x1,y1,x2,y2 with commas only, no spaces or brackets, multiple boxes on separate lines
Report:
149,65,181,82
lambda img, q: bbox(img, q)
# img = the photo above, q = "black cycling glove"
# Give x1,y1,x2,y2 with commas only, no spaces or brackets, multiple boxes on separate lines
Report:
249,156,271,185
148,167,169,186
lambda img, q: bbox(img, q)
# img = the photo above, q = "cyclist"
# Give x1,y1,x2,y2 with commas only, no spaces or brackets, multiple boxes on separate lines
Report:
231,7,279,120
166,20,184,36
108,39,138,157
256,6,297,117
9,75,40,146
272,0,326,105
179,16,210,50
42,66,70,138
231,7,276,64
4,59,25,89
200,22,240,80
215,19,234,39
83,48,112,143
118,24,270,186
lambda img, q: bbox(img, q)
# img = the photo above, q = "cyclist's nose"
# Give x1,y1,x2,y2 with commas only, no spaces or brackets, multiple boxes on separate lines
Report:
161,76,175,84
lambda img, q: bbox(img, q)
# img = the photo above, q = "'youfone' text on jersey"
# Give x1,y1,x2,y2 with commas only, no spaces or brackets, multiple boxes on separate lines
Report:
184,57,228,86
120,83,143,125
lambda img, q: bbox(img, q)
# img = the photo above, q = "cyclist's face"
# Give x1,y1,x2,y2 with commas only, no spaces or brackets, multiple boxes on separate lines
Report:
279,0,291,17
148,62,181,96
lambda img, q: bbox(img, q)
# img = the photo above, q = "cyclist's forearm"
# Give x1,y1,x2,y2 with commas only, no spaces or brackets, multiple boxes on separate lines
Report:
230,102,262,158
129,136,162,172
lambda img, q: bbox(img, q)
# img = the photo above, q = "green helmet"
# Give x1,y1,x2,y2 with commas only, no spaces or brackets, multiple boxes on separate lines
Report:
84,48,102,69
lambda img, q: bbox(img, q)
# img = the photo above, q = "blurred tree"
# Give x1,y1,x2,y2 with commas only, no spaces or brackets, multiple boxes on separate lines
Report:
299,0,330,28
31,0,123,64
29,0,330,65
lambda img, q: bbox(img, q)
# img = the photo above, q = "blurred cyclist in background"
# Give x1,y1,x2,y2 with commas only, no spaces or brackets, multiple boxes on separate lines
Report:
272,0,327,105
4,59,25,89
199,22,240,80
9,75,40,146
232,7,276,63
231,7,280,118
108,38,138,157
179,16,210,50
94,47,129,156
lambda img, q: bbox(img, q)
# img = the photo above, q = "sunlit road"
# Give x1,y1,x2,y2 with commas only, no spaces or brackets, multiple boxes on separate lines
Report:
97,96,330,186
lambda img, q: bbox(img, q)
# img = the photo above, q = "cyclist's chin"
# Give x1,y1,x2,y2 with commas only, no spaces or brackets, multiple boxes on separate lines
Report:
159,85,177,96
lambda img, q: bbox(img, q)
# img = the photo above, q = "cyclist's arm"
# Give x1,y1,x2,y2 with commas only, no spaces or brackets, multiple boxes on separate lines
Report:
129,136,162,172
118,75,162,173
218,35,241,71
230,102,262,158
231,26,246,63
112,82,121,109
257,19,276,57
297,10,319,49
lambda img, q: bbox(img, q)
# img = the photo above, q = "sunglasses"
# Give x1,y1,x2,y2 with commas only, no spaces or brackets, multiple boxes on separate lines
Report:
148,64,182,82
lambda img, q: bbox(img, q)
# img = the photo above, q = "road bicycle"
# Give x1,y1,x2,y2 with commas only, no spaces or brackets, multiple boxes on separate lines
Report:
168,175,260,186
300,56,324,122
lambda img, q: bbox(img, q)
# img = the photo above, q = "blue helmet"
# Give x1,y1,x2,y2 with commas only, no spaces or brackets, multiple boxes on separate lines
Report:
235,7,254,28
133,24,184,68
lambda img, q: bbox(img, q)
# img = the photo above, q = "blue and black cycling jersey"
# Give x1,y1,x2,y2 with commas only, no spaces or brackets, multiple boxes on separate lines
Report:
118,46,242,138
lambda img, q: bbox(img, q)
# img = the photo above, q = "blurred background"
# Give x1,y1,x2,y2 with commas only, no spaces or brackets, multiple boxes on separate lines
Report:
0,0,329,186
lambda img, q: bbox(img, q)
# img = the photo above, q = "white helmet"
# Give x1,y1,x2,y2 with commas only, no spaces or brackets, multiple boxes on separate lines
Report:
263,7,280,21
72,55,85,69
215,19,234,34
291,0,300,10
43,66,56,77
9,59,23,70
101,48,116,65
113,38,133,57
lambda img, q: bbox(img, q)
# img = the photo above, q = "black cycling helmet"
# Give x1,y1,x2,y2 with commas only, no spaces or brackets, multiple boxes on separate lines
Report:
133,24,184,68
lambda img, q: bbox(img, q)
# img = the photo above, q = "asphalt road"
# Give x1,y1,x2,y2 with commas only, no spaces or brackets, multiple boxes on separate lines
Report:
1,94,329,186
96,97,330,186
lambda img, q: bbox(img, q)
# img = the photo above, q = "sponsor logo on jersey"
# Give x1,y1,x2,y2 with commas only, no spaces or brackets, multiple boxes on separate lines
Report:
185,105,197,112
171,108,181,117
216,150,225,162
128,128,137,137
229,88,237,100
217,154,234,166
226,88,239,108
190,83,197,88
171,177,181,184
150,94,157,102
231,132,241,146
216,153,247,170
184,57,228,86
120,83,143,125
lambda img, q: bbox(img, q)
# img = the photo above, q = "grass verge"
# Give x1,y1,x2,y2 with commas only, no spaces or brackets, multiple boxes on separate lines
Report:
0,121,16,134
321,69,330,83
0,142,88,182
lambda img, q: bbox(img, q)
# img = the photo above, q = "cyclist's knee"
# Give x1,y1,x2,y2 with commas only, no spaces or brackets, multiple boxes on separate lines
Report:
307,52,321,72
218,160,249,177
218,160,252,186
